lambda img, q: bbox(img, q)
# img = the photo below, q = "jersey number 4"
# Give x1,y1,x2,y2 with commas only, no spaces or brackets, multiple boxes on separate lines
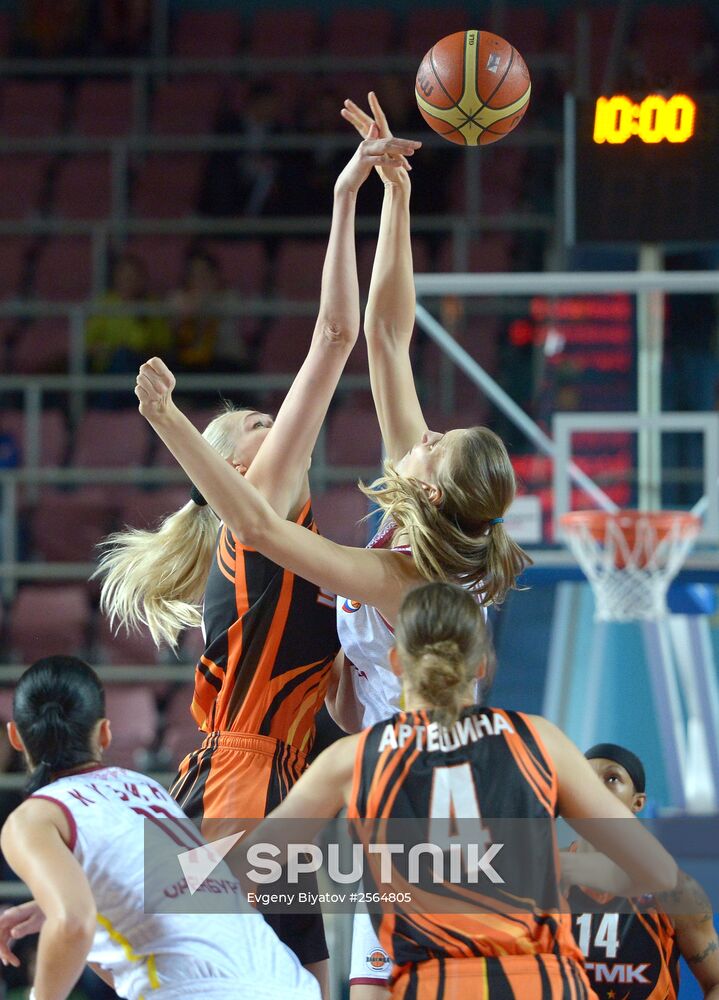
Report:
428,763,493,853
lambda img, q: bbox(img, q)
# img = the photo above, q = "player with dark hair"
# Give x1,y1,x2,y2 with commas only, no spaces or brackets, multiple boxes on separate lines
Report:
0,655,320,1000
249,582,679,999
564,743,719,1000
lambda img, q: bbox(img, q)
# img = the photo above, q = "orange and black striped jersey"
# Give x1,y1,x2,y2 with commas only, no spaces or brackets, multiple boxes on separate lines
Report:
191,498,339,754
348,705,583,973
569,882,679,1000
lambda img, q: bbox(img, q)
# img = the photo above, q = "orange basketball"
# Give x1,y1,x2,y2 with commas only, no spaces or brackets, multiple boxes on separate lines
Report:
415,29,531,146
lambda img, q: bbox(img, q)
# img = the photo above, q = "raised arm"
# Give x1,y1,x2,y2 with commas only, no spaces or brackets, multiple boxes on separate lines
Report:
343,94,427,463
666,873,719,998
531,716,679,897
243,130,421,517
1,799,97,1000
137,360,421,621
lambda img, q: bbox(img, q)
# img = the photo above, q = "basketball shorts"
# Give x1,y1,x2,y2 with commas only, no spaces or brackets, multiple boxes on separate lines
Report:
170,732,328,967
124,955,321,1000
350,908,392,987
392,955,596,1000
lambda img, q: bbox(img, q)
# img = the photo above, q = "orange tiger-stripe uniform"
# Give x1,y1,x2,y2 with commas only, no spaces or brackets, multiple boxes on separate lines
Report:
170,499,339,824
348,706,597,1000
569,881,679,999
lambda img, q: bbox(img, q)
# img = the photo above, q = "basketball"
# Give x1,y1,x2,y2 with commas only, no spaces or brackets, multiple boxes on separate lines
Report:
414,29,531,146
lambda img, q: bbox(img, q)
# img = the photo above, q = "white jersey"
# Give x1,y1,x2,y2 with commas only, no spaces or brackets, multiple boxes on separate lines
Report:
33,766,319,1000
337,525,487,729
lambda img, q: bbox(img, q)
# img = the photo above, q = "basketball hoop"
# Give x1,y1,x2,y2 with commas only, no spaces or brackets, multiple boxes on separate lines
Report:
559,510,702,622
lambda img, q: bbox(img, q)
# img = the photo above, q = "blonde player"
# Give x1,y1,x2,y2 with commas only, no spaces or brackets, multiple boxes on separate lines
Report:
0,655,320,1000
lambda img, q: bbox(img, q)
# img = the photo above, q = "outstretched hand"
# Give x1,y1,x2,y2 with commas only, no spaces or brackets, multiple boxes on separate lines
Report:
0,900,44,967
335,121,420,196
135,357,176,421
342,92,413,187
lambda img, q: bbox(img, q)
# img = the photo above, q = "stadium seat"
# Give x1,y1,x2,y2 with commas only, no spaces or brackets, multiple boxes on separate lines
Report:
131,154,204,218
0,238,32,299
404,8,468,56
123,235,190,294
257,318,316,375
33,237,94,300
71,410,150,468
96,614,162,666
312,485,372,547
173,10,243,57
436,235,515,274
53,154,112,219
326,404,382,467
11,319,70,374
0,155,50,219
103,686,158,769
0,81,65,137
9,585,90,664
117,487,189,530
30,487,114,563
73,78,134,136
273,239,327,300
557,6,617,89
151,78,223,134
163,684,202,766
327,8,394,56
0,409,67,467
250,9,318,56
201,239,268,297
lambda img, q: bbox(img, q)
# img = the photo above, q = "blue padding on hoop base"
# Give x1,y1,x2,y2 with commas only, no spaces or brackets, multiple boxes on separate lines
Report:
667,582,717,615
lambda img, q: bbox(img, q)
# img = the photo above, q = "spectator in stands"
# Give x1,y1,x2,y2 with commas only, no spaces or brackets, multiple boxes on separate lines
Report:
168,249,247,373
85,253,170,377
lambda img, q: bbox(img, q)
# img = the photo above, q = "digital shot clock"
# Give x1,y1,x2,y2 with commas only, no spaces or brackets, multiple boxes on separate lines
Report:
568,93,719,243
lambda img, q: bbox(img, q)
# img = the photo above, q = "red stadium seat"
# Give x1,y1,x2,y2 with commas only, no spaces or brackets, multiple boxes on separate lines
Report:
0,155,50,219
123,235,190,294
73,79,134,136
131,154,204,218
103,686,158,769
557,6,617,89
117,487,189,530
312,485,372,547
257,318,315,375
11,319,70,374
327,8,394,56
163,684,202,766
53,154,112,219
250,9,318,56
30,487,114,562
151,78,223,134
0,238,32,298
436,235,515,274
404,8,468,56
326,404,382,467
0,409,67,467
9,586,90,664
202,239,268,297
173,10,243,57
273,239,327,300
1,81,65,137
71,410,149,468
33,237,93,300
96,615,162,666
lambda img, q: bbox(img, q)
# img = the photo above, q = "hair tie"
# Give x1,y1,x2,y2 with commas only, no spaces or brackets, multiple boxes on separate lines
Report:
190,484,207,507
488,517,504,525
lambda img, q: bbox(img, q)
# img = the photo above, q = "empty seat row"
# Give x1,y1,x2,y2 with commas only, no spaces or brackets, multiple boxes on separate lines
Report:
0,231,515,303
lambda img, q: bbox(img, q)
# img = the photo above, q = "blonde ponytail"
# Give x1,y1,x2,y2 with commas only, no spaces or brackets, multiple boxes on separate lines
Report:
95,404,245,649
395,581,491,726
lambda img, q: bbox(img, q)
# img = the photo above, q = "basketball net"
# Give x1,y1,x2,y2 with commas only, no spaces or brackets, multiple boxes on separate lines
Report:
559,511,702,622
